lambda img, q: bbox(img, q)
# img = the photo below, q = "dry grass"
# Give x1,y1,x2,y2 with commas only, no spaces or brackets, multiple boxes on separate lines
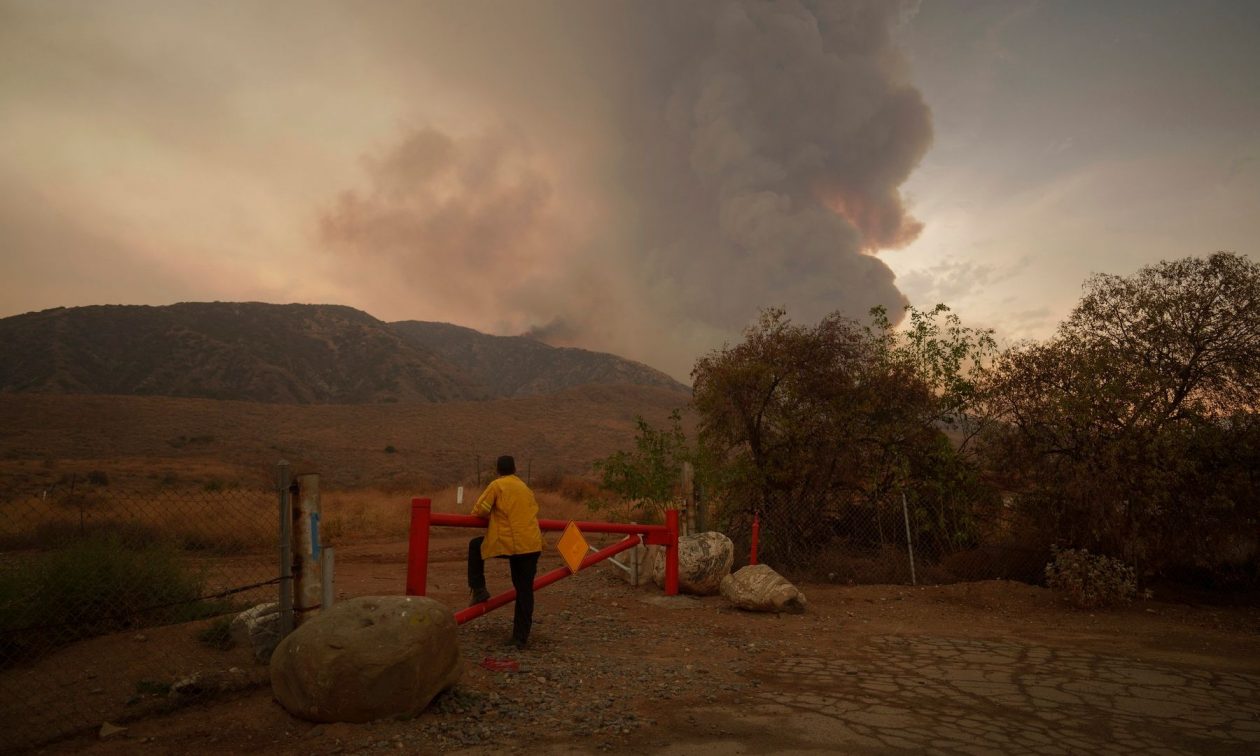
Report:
0,385,692,495
0,386,687,554
0,489,277,554
318,485,599,545
3,482,606,559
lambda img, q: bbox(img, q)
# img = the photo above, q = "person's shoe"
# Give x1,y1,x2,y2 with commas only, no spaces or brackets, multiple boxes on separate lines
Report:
469,589,491,606
508,636,527,650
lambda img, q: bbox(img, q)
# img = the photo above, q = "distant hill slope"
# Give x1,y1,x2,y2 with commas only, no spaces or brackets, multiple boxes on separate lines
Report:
0,384,693,491
0,303,688,403
0,303,480,403
390,320,688,397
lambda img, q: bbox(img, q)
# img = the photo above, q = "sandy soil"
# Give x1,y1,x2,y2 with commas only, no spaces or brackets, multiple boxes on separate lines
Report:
21,531,1260,755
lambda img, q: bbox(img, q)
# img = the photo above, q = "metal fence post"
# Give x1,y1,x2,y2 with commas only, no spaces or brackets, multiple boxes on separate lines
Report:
277,460,294,637
901,490,917,586
695,481,706,533
682,462,695,535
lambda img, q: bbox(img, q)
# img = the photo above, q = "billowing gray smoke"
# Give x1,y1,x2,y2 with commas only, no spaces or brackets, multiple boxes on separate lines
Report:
321,0,931,379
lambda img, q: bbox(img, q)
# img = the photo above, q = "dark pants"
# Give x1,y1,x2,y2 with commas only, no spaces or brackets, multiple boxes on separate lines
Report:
468,537,541,644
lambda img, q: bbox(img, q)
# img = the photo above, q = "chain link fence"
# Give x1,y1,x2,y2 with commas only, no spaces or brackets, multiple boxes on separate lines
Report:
0,483,282,750
706,490,1050,586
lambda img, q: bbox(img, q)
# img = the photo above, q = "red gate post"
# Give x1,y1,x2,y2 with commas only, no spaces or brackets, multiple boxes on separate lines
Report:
664,508,680,596
406,497,432,596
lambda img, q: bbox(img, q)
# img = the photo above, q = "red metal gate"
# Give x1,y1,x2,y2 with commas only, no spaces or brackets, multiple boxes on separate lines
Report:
405,498,680,625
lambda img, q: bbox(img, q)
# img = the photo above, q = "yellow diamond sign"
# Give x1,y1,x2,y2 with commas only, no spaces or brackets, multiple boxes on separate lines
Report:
557,521,589,574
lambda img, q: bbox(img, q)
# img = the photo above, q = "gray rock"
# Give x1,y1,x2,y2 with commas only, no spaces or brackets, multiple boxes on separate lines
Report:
651,532,734,595
609,544,657,587
269,595,462,723
720,564,807,613
170,667,258,698
230,602,282,663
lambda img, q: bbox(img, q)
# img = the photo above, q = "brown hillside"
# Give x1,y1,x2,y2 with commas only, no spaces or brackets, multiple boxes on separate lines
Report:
0,303,476,404
391,320,687,396
0,303,688,404
0,385,693,494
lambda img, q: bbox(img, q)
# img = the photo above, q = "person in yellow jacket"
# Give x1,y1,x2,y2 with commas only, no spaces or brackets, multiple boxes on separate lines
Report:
468,455,543,649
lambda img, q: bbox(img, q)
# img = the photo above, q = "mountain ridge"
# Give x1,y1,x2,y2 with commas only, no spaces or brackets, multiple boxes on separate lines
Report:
0,302,689,404
390,320,685,398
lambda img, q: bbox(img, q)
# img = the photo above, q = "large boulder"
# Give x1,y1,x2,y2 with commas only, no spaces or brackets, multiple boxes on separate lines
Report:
652,531,734,595
609,543,657,587
231,602,282,663
269,596,461,723
720,564,807,614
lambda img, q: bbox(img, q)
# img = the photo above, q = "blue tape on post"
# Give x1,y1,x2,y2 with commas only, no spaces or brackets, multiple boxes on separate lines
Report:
310,512,321,559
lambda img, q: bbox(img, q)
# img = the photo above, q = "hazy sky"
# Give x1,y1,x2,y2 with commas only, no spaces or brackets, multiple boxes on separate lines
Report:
2,0,1257,380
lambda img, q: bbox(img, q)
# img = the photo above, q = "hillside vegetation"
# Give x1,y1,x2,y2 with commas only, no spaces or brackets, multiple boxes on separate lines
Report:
392,320,685,397
0,384,692,493
0,302,685,404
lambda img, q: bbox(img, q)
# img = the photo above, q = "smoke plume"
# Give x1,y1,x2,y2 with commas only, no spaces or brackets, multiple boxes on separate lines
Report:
321,0,932,379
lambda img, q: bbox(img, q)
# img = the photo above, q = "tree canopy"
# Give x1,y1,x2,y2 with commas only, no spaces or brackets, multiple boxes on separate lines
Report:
690,305,996,566
980,252,1260,581
588,252,1259,586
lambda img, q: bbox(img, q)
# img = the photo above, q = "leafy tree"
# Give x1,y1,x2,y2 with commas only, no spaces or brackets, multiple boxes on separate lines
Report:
980,253,1260,582
691,305,998,567
870,302,998,435
590,410,688,522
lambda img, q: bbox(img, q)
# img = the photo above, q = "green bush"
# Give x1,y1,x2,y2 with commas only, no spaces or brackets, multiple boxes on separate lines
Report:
0,534,225,666
1045,547,1137,609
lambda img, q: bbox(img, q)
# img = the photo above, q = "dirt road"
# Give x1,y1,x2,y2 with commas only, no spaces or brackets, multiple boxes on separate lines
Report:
41,535,1260,755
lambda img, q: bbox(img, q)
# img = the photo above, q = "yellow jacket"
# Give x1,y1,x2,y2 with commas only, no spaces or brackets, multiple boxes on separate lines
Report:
471,474,543,558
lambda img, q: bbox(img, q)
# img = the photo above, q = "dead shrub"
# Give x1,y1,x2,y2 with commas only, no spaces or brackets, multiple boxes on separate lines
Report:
1045,547,1137,609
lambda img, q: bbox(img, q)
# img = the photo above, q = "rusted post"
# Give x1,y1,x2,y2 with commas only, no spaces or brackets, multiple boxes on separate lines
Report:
293,473,323,622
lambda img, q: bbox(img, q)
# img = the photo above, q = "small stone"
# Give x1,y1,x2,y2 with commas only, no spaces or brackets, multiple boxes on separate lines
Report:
99,722,126,739
171,673,203,696
132,634,147,642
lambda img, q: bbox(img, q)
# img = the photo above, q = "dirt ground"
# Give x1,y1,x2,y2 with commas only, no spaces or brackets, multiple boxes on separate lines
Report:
28,531,1260,755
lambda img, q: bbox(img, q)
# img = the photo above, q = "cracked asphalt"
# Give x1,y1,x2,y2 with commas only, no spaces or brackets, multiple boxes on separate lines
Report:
44,538,1260,755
